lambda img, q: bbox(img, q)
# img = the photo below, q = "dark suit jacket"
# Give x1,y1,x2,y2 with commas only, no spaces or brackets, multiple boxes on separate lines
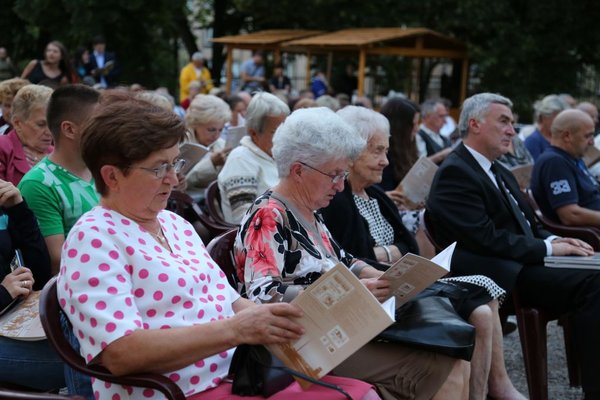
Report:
87,51,119,87
426,142,551,290
320,182,418,267
417,128,451,157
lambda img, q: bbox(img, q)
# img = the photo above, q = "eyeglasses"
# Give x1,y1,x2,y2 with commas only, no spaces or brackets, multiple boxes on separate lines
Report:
135,159,186,179
299,161,349,184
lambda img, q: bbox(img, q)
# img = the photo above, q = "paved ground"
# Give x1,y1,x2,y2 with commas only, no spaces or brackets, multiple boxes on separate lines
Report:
503,317,583,400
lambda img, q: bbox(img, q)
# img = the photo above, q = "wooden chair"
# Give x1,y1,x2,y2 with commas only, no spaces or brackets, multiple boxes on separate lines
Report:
39,278,186,400
0,389,84,400
167,190,232,242
423,210,581,400
205,228,240,290
204,181,237,230
525,189,600,250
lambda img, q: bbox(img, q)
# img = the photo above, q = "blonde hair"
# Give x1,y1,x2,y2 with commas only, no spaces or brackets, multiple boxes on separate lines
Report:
0,78,30,103
11,84,53,121
135,91,174,112
185,94,231,128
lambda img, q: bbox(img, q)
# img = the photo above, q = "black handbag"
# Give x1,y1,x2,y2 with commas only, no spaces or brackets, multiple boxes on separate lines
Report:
228,344,353,398
377,282,476,361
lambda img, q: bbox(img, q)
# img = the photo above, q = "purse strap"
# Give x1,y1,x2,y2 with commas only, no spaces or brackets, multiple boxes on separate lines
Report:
261,363,353,400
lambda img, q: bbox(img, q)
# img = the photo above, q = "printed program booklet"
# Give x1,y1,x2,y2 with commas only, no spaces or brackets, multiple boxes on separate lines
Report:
398,156,438,205
224,126,247,149
0,291,45,341
544,253,600,270
268,243,455,389
178,142,209,175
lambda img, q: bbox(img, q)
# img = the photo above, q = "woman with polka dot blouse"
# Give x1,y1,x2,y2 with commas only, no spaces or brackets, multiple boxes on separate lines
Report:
57,92,377,400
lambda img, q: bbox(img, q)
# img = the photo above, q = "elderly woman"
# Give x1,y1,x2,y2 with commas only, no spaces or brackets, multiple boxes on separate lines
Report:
218,92,289,224
58,94,377,400
0,179,63,390
321,106,526,400
0,77,30,135
0,84,53,185
235,107,468,400
184,94,232,191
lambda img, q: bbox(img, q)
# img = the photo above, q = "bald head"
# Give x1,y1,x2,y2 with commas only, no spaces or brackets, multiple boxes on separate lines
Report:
551,109,594,137
551,109,595,158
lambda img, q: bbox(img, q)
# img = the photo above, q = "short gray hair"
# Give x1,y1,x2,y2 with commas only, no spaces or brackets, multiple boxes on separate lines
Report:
191,52,203,61
246,92,290,135
458,93,513,138
420,99,442,117
272,107,366,177
337,106,390,142
185,94,231,128
533,94,569,120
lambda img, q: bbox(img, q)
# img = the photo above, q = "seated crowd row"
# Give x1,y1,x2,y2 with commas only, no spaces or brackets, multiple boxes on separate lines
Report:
1,81,600,400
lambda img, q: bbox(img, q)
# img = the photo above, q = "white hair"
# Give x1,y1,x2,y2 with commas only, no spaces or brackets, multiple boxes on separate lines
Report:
185,94,231,128
272,107,366,177
336,106,390,142
246,92,290,135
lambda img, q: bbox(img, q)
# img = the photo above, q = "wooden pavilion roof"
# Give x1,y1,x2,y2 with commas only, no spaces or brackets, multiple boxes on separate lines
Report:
283,27,467,59
211,29,323,50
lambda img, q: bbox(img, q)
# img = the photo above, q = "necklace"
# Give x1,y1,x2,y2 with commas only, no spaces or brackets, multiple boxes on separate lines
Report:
149,226,170,249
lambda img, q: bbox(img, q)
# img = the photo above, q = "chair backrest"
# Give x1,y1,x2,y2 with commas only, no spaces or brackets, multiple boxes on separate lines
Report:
204,181,237,229
205,228,241,290
167,190,233,242
422,210,444,253
0,389,84,400
39,278,186,400
525,189,600,251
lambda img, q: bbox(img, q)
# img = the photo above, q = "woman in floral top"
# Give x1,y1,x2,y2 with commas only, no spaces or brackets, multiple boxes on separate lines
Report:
236,107,468,400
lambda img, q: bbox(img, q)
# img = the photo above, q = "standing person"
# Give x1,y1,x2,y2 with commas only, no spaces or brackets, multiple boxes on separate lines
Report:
218,92,289,224
0,84,53,185
0,179,64,391
0,78,29,135
524,94,570,161
87,35,119,88
239,50,265,93
179,51,213,103
426,92,600,400
21,41,75,85
19,84,100,274
416,99,453,164
0,47,16,81
58,93,378,400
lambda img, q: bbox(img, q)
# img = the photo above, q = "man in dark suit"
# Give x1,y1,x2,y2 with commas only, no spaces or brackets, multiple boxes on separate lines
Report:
87,35,119,88
427,92,600,400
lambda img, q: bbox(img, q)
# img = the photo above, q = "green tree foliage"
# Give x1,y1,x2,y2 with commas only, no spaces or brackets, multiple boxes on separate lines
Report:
0,0,187,92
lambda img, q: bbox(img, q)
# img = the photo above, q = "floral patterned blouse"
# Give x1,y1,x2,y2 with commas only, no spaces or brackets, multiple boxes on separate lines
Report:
234,190,356,304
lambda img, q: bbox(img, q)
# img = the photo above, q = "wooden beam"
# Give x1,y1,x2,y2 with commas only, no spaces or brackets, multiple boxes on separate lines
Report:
226,47,233,95
305,51,312,88
357,48,366,96
460,58,469,106
366,47,466,59
326,52,333,84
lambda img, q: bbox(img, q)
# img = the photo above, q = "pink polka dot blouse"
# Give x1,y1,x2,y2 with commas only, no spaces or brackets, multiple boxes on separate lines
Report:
57,206,240,400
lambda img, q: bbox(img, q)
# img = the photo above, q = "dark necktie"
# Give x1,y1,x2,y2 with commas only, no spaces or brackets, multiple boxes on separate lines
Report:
491,162,534,238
